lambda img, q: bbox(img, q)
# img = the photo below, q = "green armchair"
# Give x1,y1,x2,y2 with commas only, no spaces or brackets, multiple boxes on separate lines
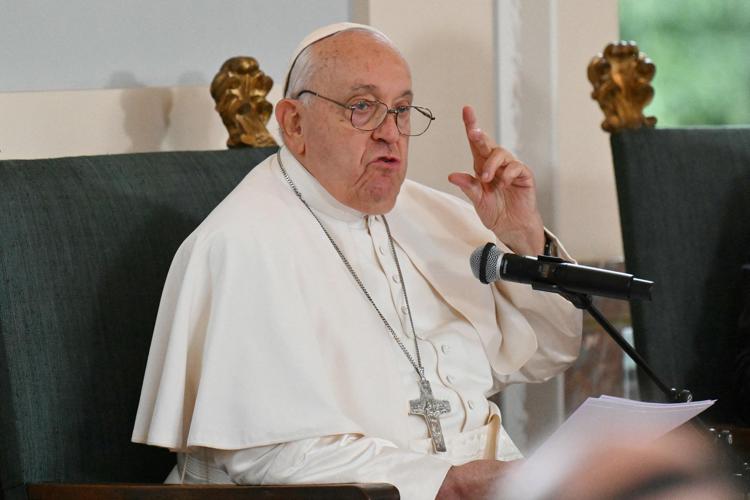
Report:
0,148,398,500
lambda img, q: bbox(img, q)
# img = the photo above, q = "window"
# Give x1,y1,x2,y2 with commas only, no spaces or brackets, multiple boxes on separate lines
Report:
619,0,750,126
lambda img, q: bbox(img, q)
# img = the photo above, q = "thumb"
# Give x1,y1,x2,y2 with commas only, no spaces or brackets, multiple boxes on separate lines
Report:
448,172,483,206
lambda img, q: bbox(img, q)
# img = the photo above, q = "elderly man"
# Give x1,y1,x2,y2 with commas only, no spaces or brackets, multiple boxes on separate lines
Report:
133,23,581,499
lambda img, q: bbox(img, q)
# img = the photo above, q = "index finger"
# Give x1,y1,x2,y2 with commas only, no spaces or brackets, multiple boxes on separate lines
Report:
463,105,493,158
463,105,479,133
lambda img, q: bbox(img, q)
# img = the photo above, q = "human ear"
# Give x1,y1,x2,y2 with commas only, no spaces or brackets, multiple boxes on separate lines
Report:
275,99,305,155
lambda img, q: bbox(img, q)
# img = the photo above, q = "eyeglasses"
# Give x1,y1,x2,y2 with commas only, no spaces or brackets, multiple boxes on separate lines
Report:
296,90,435,137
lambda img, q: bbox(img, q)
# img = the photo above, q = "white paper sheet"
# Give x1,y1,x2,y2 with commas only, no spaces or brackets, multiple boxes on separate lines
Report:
497,395,714,499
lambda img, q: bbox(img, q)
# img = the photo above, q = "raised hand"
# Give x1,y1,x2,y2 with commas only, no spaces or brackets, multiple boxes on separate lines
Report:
448,106,545,256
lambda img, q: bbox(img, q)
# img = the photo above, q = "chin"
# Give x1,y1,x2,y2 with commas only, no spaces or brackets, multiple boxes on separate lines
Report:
367,201,397,215
351,175,404,214
359,192,399,215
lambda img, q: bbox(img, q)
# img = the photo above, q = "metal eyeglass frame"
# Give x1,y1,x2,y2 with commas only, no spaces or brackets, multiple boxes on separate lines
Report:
295,90,435,137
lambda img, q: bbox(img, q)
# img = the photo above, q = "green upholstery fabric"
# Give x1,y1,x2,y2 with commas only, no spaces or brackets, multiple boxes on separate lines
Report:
0,147,277,500
610,127,750,422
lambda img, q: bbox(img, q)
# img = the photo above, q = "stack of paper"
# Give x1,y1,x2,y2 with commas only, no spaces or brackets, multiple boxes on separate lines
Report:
498,395,715,499
535,395,714,460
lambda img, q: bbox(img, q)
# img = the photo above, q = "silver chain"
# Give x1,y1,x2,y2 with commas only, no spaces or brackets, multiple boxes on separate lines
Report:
277,152,425,380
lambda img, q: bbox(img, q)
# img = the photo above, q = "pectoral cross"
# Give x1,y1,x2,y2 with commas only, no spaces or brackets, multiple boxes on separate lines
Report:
409,379,451,453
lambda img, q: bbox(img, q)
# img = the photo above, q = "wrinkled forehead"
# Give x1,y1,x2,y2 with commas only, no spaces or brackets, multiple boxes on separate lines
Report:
317,31,406,67
310,31,411,95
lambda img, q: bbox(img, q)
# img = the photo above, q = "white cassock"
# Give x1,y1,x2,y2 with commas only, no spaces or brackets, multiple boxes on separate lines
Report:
132,147,582,500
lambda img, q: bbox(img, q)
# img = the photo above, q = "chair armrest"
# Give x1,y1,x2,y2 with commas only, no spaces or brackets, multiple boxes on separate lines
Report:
26,483,400,500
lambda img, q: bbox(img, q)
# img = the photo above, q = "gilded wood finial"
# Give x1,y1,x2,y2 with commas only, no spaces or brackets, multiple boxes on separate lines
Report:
588,41,657,133
211,56,278,148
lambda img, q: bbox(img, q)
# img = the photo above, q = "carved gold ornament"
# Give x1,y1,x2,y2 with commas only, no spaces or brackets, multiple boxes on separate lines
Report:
588,42,657,133
210,56,277,148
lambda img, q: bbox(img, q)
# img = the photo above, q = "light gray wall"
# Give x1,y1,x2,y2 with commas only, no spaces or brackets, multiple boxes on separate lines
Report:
0,0,350,92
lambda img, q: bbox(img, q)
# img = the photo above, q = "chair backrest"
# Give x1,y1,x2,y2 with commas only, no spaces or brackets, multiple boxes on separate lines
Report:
610,127,750,422
0,147,277,499
589,41,750,423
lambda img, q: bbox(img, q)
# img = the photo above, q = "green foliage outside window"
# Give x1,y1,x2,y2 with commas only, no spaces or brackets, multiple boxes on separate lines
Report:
619,0,750,126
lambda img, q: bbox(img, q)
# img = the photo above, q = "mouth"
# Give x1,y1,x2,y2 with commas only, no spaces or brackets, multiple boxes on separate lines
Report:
370,155,401,169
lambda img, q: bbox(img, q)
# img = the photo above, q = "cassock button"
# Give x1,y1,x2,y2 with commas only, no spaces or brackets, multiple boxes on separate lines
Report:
446,375,455,384
467,400,475,410
400,305,409,314
441,344,450,354
378,245,386,256
392,274,401,284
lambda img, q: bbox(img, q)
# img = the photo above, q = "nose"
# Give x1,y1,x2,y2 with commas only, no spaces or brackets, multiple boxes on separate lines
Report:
371,110,400,143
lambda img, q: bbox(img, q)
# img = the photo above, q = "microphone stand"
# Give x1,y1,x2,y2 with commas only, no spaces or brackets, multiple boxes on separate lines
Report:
550,289,693,403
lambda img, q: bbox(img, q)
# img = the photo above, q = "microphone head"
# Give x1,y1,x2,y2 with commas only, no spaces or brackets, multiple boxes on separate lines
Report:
470,243,502,284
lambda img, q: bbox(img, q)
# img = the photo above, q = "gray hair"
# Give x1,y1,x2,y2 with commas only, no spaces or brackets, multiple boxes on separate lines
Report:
284,28,400,99
285,42,317,99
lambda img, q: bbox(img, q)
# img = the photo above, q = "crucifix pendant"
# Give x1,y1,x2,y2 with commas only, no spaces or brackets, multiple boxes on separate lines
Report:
409,379,451,453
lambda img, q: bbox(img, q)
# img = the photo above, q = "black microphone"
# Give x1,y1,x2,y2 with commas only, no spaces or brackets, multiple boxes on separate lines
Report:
469,242,653,301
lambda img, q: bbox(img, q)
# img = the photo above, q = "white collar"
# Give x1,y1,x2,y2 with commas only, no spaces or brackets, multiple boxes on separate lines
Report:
276,147,366,226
